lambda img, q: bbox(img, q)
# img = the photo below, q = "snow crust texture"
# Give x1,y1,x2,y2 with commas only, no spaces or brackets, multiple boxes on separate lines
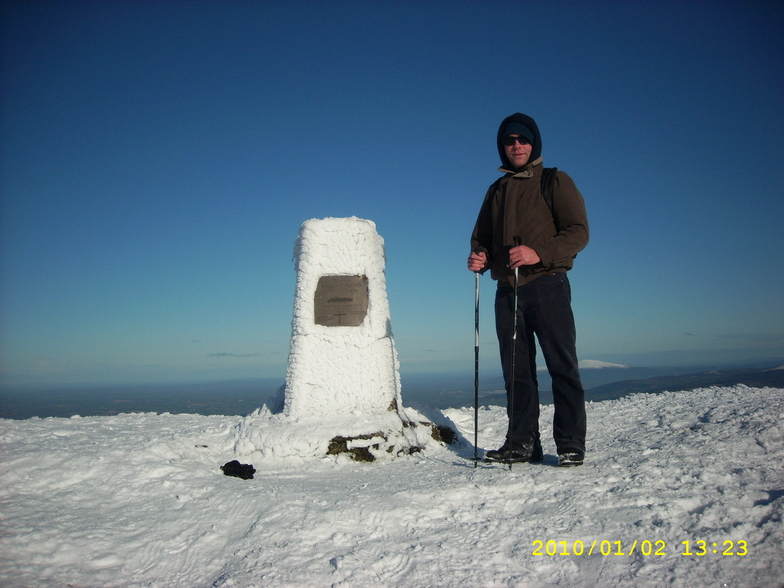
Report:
1,385,782,587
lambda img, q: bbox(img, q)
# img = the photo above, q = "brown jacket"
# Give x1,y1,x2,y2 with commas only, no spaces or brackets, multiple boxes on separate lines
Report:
471,157,589,287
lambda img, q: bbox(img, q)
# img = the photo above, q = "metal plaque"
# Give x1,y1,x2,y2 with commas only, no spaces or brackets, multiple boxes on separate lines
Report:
314,275,368,326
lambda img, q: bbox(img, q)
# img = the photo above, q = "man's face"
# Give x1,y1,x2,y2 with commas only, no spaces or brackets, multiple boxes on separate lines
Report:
503,135,533,169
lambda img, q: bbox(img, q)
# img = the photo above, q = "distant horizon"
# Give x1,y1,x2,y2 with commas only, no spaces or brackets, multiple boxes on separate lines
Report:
2,354,782,393
2,358,783,422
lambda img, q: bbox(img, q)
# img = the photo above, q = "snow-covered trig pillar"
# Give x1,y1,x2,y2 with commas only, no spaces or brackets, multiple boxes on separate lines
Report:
284,217,402,419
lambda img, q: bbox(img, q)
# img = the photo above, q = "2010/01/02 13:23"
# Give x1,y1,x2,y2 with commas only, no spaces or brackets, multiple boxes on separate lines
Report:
531,539,749,556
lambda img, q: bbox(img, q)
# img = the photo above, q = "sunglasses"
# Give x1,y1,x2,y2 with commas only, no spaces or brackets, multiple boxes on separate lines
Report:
502,135,531,146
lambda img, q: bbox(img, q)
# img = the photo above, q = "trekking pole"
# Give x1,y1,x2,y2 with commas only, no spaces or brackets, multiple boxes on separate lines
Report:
473,270,480,467
508,236,521,471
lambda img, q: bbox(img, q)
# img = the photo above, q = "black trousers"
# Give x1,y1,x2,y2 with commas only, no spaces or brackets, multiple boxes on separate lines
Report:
495,272,586,453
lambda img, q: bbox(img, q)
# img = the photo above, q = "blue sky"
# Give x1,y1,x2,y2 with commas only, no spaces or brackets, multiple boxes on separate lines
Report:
1,0,783,388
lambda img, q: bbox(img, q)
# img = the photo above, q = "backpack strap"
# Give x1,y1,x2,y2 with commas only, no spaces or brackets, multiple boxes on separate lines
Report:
541,167,577,259
540,167,558,214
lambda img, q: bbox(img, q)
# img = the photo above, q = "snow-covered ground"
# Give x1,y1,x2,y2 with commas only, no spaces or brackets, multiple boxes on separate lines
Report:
1,385,782,587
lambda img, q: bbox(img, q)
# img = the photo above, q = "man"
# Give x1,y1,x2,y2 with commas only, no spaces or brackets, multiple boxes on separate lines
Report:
467,112,589,467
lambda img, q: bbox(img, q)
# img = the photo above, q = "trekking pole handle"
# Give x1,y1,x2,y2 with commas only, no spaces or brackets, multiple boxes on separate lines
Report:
512,236,521,280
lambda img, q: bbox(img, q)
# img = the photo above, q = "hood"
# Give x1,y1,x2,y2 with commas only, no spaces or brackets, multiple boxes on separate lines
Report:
496,113,542,171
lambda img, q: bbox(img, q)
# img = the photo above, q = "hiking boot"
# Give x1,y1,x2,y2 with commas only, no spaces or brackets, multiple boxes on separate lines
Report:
531,438,544,463
485,446,530,463
486,441,538,464
558,451,584,467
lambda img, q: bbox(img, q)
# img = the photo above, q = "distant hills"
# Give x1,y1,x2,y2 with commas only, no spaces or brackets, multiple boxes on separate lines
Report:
578,360,629,369
584,366,784,402
0,378,284,420
402,363,784,409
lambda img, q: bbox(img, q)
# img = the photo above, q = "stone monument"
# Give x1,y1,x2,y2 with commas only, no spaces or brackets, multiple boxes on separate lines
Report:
230,217,456,462
284,216,401,418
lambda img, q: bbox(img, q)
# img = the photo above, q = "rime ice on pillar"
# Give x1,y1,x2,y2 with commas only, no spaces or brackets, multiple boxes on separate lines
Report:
284,217,403,419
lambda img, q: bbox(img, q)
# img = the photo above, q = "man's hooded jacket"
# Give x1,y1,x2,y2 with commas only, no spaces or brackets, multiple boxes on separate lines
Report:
471,113,589,287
